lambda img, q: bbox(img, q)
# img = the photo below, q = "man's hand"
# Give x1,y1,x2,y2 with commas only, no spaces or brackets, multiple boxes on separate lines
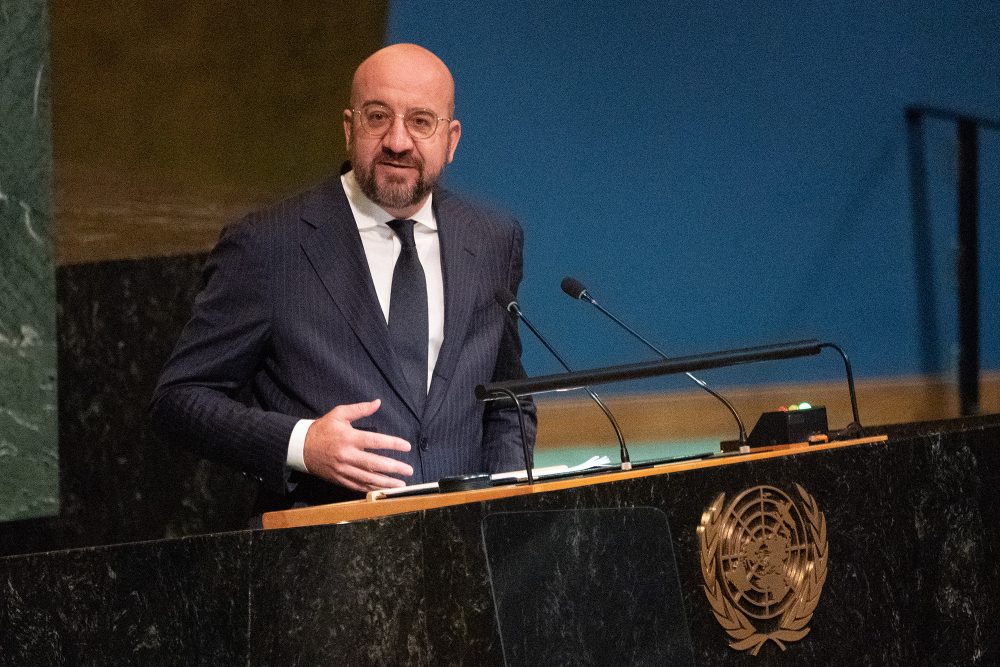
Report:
303,399,413,492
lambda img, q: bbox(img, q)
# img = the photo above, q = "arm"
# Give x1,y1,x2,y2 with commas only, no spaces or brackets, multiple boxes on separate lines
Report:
150,219,414,493
149,220,297,492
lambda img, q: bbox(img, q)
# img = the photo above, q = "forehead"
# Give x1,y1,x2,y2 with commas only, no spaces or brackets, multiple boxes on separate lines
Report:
352,56,453,113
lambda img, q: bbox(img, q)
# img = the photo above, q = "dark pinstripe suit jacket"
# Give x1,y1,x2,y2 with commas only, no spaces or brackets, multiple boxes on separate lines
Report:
151,174,536,507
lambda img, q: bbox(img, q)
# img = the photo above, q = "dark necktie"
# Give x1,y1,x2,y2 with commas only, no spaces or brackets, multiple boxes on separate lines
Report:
387,219,428,411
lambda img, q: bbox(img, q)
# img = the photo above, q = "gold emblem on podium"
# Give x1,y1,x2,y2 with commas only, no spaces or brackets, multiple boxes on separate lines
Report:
698,484,828,655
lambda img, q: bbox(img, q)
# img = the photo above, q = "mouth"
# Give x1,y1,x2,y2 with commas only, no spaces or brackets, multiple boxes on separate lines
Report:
377,160,418,172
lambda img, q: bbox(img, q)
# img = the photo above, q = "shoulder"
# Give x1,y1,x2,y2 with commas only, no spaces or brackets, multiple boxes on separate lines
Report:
434,186,523,239
223,174,347,241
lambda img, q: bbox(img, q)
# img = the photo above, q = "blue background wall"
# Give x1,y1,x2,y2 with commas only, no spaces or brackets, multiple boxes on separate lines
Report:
388,1,1000,391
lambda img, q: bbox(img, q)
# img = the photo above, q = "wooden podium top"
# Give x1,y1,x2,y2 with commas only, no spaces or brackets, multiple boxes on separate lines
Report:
261,435,887,530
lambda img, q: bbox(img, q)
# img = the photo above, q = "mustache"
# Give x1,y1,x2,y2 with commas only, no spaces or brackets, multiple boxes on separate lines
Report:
377,149,421,168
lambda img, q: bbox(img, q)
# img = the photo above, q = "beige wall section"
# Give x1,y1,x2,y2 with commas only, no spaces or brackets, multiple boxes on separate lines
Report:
535,372,1000,448
48,2,388,264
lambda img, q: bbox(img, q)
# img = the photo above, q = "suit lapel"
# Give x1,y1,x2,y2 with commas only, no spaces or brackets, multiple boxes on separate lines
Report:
299,177,421,418
423,190,479,424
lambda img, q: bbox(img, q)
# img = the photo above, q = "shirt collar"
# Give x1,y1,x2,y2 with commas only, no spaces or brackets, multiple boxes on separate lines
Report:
341,170,437,232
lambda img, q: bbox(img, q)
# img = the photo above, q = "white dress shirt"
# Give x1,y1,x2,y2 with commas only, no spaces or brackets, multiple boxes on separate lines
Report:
286,171,445,473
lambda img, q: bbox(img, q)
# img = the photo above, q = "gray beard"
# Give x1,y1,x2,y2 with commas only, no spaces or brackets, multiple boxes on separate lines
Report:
356,163,434,212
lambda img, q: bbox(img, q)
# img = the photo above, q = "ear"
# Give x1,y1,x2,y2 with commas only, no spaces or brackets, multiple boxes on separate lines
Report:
446,119,462,164
343,109,354,151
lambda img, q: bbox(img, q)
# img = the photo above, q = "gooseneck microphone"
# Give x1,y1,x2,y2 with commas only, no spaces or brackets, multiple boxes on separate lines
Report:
560,277,748,445
495,288,632,470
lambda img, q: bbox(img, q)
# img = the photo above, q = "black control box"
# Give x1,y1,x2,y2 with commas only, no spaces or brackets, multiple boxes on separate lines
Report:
746,405,829,447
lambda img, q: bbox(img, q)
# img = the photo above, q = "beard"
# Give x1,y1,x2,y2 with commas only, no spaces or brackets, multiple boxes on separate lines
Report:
354,151,440,212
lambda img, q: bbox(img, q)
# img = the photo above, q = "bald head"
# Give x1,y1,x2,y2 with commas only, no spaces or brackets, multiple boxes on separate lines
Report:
344,43,462,218
351,43,455,117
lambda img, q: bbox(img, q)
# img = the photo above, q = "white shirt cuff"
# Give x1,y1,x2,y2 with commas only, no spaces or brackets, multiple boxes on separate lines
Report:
287,418,314,473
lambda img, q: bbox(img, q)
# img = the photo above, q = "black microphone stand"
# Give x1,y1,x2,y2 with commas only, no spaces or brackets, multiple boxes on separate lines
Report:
562,278,748,446
499,292,632,470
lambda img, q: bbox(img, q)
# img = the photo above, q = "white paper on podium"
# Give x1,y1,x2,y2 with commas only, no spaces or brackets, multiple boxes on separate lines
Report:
368,455,612,500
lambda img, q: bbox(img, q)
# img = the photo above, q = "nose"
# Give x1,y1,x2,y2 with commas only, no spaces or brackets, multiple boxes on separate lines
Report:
382,114,415,153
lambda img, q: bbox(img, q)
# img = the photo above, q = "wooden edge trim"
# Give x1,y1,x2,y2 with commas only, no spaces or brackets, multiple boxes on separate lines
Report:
261,434,888,530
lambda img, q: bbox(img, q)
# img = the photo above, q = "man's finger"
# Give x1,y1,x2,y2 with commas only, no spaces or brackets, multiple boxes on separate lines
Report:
328,398,381,422
361,471,408,489
362,452,414,478
359,431,411,453
338,462,409,491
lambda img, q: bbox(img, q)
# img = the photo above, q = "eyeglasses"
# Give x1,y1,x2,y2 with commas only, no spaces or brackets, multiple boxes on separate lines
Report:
351,105,451,140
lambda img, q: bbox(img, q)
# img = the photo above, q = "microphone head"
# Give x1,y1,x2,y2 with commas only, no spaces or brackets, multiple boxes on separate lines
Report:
560,276,588,300
494,287,518,314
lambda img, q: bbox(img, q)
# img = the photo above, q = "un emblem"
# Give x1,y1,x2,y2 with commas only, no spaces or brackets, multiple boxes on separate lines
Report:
697,484,828,655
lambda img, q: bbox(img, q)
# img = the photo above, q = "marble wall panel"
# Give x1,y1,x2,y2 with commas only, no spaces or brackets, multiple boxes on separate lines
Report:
482,507,694,665
0,254,258,557
2,418,1000,663
0,0,58,520
249,517,429,665
0,531,253,664
420,502,507,664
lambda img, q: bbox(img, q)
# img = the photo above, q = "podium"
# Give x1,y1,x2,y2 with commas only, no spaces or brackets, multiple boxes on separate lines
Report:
3,416,1000,664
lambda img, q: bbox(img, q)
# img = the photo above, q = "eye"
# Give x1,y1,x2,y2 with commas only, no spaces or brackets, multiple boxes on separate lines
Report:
364,108,391,125
408,112,435,129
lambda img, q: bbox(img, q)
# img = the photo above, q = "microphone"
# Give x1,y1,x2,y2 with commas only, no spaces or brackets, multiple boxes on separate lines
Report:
495,288,632,470
560,276,748,446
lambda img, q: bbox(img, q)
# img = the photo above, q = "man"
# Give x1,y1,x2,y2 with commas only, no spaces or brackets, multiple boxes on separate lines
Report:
151,44,536,509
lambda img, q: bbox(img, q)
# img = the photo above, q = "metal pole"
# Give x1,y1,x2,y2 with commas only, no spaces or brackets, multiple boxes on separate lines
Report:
905,108,942,376
956,118,980,415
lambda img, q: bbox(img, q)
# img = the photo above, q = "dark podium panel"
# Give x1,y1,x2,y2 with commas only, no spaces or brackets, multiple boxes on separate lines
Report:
482,508,694,665
3,415,1000,665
